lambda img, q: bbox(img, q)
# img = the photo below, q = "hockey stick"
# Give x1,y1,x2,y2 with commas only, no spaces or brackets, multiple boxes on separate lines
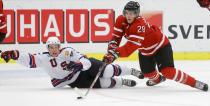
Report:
0,50,2,57
74,63,107,99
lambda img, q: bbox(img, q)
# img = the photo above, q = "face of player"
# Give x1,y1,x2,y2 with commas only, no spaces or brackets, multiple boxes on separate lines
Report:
124,10,138,24
47,44,60,57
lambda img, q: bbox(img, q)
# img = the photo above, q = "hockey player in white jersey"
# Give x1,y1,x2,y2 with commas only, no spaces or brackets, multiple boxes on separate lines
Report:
1,37,144,88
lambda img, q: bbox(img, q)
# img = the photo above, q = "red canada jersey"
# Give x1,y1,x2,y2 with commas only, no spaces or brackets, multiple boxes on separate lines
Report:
110,15,169,57
0,0,7,34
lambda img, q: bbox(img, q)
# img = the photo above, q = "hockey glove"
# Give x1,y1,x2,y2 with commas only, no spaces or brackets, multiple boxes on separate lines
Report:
1,50,19,63
197,0,210,8
107,40,118,51
103,50,119,64
66,61,83,72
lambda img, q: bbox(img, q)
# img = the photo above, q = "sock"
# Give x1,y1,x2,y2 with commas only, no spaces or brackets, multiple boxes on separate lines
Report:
161,67,196,87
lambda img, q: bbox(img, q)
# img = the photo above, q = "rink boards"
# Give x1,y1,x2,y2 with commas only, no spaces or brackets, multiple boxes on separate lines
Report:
0,0,210,61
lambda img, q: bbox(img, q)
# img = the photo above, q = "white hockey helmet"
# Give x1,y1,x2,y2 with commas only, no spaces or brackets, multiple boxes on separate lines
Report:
46,36,61,48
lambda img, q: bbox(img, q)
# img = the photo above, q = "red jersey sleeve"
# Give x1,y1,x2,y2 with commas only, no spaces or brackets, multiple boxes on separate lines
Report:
110,15,125,46
115,41,139,57
116,22,146,57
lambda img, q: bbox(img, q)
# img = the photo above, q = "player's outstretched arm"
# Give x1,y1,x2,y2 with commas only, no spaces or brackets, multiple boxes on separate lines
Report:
0,50,42,68
103,41,139,64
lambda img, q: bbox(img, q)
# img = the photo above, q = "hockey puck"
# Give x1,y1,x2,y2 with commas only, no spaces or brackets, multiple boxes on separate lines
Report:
77,97,82,99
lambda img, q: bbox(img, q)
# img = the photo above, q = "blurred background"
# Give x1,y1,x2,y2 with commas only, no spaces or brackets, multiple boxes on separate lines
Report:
0,0,210,62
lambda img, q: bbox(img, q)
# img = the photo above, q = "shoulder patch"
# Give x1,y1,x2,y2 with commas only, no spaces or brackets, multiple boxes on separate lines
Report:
64,50,73,57
64,51,70,57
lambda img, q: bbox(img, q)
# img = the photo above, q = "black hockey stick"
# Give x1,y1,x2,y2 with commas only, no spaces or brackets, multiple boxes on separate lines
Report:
74,63,107,99
0,50,2,56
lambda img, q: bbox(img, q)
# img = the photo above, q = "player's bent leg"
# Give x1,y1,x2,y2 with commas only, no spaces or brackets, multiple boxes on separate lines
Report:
99,77,136,88
101,64,144,79
160,67,208,91
144,70,166,86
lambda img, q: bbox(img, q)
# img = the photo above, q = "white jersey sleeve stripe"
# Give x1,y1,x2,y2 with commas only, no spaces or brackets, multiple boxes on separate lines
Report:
114,27,123,32
0,24,7,29
129,35,144,40
138,43,158,51
113,33,121,38
141,35,165,56
128,40,141,46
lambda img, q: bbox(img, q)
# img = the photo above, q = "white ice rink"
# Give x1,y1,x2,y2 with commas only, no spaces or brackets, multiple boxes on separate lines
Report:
0,61,209,106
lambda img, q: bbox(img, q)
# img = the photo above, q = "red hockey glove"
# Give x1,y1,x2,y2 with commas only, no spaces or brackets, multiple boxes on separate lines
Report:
66,61,83,73
103,50,119,64
107,41,118,51
197,0,210,9
1,50,19,63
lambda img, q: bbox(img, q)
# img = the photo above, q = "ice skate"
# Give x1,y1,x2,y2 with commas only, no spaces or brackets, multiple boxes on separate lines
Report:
194,80,208,91
122,79,137,87
146,75,166,86
131,68,144,79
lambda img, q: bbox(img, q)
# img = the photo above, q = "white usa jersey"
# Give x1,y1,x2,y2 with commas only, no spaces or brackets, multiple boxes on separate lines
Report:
17,47,92,88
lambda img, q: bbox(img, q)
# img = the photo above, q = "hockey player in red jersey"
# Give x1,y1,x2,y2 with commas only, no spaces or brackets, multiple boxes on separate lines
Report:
103,1,208,91
0,0,7,43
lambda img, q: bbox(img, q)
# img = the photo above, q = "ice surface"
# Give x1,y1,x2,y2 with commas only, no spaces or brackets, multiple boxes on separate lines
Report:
0,61,210,106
